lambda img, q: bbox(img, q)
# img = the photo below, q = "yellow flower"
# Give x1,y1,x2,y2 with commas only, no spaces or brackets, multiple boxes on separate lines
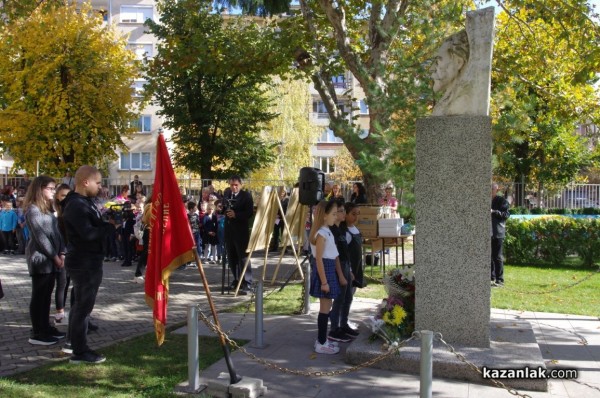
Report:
391,305,407,326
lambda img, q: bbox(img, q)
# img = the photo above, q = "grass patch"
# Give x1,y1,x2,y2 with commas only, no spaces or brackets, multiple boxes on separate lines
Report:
491,264,600,316
0,331,228,398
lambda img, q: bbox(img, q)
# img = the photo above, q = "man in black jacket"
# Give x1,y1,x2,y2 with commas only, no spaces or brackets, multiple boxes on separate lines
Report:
224,176,254,295
491,183,510,287
62,166,114,364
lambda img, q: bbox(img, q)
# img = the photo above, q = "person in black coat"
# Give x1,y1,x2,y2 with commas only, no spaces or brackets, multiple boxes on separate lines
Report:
350,182,367,204
62,166,114,364
491,183,510,287
223,176,254,294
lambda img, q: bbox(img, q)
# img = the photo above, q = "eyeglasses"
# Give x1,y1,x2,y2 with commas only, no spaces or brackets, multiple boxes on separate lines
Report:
44,186,56,191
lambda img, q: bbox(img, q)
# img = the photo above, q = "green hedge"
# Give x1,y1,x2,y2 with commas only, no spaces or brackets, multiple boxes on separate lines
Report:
505,217,600,266
509,206,600,215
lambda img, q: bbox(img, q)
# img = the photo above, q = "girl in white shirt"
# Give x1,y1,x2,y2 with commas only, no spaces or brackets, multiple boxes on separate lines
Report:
309,200,347,354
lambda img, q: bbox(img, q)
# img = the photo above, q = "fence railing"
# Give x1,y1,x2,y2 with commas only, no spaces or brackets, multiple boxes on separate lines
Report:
499,182,600,209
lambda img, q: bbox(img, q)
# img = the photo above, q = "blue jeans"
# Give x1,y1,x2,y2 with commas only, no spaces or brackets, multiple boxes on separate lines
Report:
66,254,103,355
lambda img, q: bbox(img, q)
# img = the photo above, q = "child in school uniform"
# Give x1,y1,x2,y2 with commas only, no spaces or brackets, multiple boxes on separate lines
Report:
344,202,365,290
328,198,357,342
309,200,347,354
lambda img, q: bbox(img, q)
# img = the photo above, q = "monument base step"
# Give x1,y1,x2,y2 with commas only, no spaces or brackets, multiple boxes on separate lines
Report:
346,319,547,392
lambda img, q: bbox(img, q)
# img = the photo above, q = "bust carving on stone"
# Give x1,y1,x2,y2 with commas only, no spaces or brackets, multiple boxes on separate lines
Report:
431,7,495,116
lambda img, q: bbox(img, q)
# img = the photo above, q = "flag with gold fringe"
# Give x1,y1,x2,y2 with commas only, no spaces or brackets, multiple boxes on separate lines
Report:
145,133,196,345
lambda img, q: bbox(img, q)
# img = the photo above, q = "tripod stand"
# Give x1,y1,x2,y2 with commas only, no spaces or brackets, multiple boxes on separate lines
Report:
278,204,313,292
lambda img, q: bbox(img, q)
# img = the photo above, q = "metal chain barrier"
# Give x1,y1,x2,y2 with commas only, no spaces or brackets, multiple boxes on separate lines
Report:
435,333,533,398
501,266,599,295
523,320,588,346
197,308,416,377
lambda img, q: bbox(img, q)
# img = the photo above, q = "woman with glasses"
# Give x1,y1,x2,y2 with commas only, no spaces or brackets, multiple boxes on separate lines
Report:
23,176,66,345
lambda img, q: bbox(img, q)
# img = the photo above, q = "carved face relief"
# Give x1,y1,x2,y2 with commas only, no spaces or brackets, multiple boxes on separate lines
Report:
431,41,465,93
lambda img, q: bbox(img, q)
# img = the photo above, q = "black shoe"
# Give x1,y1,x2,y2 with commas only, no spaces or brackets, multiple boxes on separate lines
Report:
328,328,352,343
229,280,239,290
47,327,66,339
237,289,248,296
88,322,99,332
121,262,132,267
341,324,359,337
29,335,59,346
70,350,106,364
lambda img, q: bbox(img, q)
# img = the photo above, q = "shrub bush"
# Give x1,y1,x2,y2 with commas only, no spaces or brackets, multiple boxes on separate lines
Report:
505,217,600,266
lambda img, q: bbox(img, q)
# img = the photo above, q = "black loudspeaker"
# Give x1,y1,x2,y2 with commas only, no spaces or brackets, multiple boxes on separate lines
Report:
298,167,325,205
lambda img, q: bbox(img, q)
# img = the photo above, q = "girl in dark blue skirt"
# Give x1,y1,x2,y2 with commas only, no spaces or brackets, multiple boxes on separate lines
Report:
309,200,347,354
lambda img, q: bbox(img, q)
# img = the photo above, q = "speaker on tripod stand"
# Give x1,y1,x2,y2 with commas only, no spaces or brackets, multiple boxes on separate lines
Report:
298,167,325,206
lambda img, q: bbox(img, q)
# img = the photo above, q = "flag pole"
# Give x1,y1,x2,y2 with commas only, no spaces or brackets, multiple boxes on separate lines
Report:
193,250,241,385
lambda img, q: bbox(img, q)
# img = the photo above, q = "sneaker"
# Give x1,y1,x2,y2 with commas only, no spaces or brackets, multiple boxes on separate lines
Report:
70,350,106,364
495,281,504,287
29,335,59,346
110,257,117,262
341,324,359,337
104,257,109,262
55,312,68,325
491,280,497,287
121,262,132,267
47,327,66,339
132,276,145,284
328,328,352,343
209,260,216,264
314,340,340,354
325,339,339,347
62,342,73,354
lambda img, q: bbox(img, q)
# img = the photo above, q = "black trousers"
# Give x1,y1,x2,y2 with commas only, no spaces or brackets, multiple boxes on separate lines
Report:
30,273,55,336
491,237,504,283
66,254,103,355
224,231,252,285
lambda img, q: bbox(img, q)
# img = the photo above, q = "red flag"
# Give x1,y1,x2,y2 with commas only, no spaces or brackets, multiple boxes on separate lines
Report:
145,134,196,345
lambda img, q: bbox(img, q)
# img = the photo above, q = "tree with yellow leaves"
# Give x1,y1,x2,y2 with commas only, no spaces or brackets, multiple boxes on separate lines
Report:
0,2,139,174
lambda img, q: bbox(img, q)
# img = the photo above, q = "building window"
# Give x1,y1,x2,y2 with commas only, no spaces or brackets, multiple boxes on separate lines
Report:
130,115,151,133
128,43,153,61
120,6,153,24
313,156,335,174
132,80,147,97
120,152,151,170
331,74,346,88
318,128,343,143
359,99,369,114
312,101,346,119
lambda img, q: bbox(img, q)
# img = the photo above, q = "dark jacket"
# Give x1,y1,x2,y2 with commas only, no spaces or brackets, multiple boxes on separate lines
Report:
62,191,114,257
223,190,253,234
330,223,350,265
491,195,510,239
25,205,64,275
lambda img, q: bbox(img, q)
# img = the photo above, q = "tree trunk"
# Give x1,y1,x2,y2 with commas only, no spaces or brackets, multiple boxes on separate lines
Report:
362,171,383,204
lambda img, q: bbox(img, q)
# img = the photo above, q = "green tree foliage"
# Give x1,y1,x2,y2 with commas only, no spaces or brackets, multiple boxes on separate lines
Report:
144,0,297,180
0,2,138,174
491,0,600,204
249,78,318,185
284,0,472,201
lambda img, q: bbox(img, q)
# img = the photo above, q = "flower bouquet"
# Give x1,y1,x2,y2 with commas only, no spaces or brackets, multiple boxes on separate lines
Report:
366,266,415,349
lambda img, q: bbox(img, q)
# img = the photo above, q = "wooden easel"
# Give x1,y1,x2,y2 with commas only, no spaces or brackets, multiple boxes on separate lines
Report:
233,187,303,296
270,188,307,284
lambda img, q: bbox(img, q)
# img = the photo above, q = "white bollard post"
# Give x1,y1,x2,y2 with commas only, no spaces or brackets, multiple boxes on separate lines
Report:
420,330,433,398
254,279,265,348
187,305,200,392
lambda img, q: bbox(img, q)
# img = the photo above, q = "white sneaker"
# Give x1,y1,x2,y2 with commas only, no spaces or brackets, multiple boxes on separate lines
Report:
314,340,340,354
55,312,68,325
133,276,144,284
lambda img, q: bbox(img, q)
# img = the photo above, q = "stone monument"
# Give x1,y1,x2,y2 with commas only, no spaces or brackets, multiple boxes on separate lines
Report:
415,7,495,347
